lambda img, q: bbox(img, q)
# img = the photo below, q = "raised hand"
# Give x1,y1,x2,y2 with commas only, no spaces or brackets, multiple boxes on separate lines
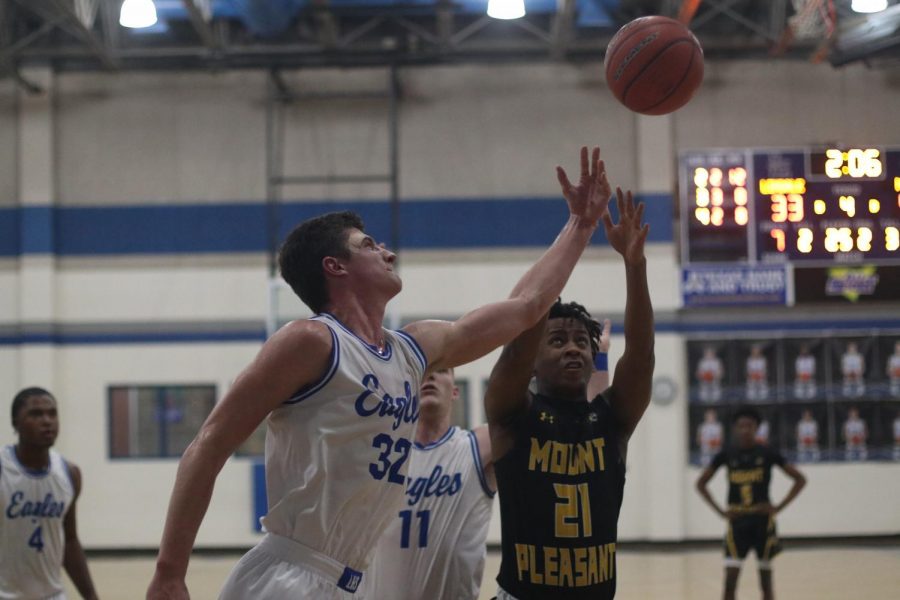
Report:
603,187,650,266
598,318,612,354
556,146,612,226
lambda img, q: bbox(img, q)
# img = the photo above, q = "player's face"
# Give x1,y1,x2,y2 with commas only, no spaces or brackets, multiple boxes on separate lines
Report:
534,318,593,398
14,394,58,448
733,416,758,448
343,229,401,297
419,368,458,412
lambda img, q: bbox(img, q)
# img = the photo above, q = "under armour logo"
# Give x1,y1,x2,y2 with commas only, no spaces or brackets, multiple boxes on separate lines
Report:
540,412,555,423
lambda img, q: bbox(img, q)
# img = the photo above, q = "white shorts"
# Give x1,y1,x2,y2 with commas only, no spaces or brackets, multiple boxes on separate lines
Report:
219,534,364,599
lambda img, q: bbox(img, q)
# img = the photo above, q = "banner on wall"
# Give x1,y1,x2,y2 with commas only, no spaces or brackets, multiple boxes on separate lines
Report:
794,265,900,304
681,265,788,308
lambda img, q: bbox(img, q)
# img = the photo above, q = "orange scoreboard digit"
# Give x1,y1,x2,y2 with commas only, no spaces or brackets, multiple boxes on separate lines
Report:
679,147,900,265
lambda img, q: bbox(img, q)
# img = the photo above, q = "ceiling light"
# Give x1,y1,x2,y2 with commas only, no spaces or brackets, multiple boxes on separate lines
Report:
851,0,888,13
119,0,158,29
487,0,526,20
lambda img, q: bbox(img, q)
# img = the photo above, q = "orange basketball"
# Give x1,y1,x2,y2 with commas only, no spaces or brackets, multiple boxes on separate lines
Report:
604,16,704,115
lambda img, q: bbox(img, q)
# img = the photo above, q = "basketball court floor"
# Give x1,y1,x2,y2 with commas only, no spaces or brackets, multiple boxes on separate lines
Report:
67,545,900,599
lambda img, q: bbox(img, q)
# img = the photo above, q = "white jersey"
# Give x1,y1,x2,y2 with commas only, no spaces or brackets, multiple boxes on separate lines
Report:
843,418,867,448
797,420,819,447
746,356,767,382
261,313,427,571
888,354,900,379
697,357,722,382
364,427,494,600
842,353,864,377
698,421,723,454
0,446,74,600
795,355,816,381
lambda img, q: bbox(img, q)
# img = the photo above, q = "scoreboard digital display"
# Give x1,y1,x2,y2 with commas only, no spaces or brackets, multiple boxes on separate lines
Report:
680,147,900,265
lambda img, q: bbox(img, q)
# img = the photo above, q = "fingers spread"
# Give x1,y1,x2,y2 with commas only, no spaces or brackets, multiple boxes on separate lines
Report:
635,202,645,226
580,146,589,179
591,147,600,180
557,166,573,194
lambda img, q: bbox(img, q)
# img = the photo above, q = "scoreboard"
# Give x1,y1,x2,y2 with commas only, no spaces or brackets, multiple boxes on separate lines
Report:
679,147,900,265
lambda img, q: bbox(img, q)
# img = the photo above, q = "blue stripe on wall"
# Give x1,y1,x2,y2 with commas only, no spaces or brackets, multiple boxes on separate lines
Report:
0,194,674,257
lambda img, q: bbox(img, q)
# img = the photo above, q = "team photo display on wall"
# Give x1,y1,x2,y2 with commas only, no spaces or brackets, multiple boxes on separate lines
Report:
687,335,900,465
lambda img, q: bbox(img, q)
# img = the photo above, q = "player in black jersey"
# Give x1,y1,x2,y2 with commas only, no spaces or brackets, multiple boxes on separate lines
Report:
696,406,806,600
484,187,654,600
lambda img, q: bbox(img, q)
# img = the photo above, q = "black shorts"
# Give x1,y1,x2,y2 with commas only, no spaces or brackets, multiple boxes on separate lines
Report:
724,515,781,564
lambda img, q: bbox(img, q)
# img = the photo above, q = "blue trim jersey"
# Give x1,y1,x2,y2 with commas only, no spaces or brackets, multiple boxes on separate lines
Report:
260,313,427,571
0,446,74,600
494,392,625,600
363,427,495,600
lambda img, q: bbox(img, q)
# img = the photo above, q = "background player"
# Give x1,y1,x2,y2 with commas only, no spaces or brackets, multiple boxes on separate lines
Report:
697,347,724,403
842,406,867,461
796,409,820,462
697,409,724,466
887,341,900,397
1,388,98,600
147,146,612,600
745,345,768,401
793,345,817,400
695,406,806,600
840,342,865,398
485,187,654,599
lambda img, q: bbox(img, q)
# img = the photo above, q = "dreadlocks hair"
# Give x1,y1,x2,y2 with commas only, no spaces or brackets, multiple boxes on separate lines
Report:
548,299,602,356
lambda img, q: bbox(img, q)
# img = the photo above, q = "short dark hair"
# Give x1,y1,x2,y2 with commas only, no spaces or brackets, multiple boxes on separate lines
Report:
732,406,761,426
548,299,601,356
12,387,54,428
278,211,365,313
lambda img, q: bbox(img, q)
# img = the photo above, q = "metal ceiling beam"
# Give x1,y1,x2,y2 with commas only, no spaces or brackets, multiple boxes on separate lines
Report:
692,0,781,42
14,0,117,69
181,0,219,50
310,0,339,48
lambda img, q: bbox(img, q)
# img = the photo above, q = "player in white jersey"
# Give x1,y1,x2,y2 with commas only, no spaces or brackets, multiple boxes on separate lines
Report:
887,341,900,397
794,345,817,400
745,345,768,401
796,409,820,462
697,409,724,466
697,347,723,402
842,407,867,461
1,388,98,600
840,342,865,398
893,411,900,461
147,146,613,600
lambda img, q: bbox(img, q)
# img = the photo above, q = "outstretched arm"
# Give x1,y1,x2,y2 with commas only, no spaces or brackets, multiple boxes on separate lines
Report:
62,464,98,600
773,463,806,515
405,147,611,372
147,320,334,600
605,188,654,443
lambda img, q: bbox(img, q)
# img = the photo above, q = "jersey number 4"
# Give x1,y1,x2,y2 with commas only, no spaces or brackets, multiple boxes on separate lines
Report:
369,433,411,485
29,525,45,552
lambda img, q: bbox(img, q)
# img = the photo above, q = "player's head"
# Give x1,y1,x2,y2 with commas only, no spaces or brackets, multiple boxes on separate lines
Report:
731,406,761,448
11,387,58,448
418,367,458,420
894,341,900,353
533,299,600,399
750,344,762,357
704,408,717,421
799,343,810,354
802,409,813,419
703,346,716,359
848,406,859,419
279,211,399,313
846,341,858,353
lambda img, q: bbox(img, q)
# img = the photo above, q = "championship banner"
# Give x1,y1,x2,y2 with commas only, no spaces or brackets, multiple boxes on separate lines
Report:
681,265,788,308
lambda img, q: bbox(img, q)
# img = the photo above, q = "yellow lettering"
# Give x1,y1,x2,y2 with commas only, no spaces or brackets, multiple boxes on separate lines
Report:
528,438,551,472
599,544,609,582
574,547,588,587
558,547,574,587
588,545,599,584
607,543,616,580
544,546,558,586
577,442,595,473
528,544,543,584
551,442,568,475
592,438,606,471
516,544,529,582
729,468,764,484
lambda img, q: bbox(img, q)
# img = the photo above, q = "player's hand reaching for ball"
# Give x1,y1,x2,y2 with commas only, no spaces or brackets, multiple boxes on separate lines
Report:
603,187,650,266
556,146,612,227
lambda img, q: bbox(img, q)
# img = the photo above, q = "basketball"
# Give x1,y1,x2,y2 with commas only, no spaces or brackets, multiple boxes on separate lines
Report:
604,16,704,115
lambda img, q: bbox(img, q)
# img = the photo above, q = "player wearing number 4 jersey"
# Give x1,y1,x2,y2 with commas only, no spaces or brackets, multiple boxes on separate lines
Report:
486,187,655,600
1,387,98,600
696,407,806,600
147,147,613,600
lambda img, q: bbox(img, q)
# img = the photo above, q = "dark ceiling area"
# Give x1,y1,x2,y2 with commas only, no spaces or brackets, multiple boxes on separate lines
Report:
1,0,899,89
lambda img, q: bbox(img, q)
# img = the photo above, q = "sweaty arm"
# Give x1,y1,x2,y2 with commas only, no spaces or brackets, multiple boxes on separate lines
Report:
146,320,334,600
482,315,548,461
62,464,99,600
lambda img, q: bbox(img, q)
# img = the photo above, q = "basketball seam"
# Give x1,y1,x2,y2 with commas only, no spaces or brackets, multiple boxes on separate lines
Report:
607,23,665,73
622,39,696,112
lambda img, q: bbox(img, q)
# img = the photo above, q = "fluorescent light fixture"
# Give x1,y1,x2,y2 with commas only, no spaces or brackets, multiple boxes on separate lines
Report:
120,0,158,29
851,0,888,13
487,0,526,20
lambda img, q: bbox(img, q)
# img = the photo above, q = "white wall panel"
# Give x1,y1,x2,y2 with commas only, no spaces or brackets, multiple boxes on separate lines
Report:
0,80,16,208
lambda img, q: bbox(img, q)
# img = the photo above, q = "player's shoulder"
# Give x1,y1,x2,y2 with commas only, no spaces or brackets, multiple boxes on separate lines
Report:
271,318,334,349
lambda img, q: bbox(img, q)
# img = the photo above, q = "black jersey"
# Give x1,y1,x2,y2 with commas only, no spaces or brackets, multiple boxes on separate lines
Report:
711,444,785,513
494,392,626,600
